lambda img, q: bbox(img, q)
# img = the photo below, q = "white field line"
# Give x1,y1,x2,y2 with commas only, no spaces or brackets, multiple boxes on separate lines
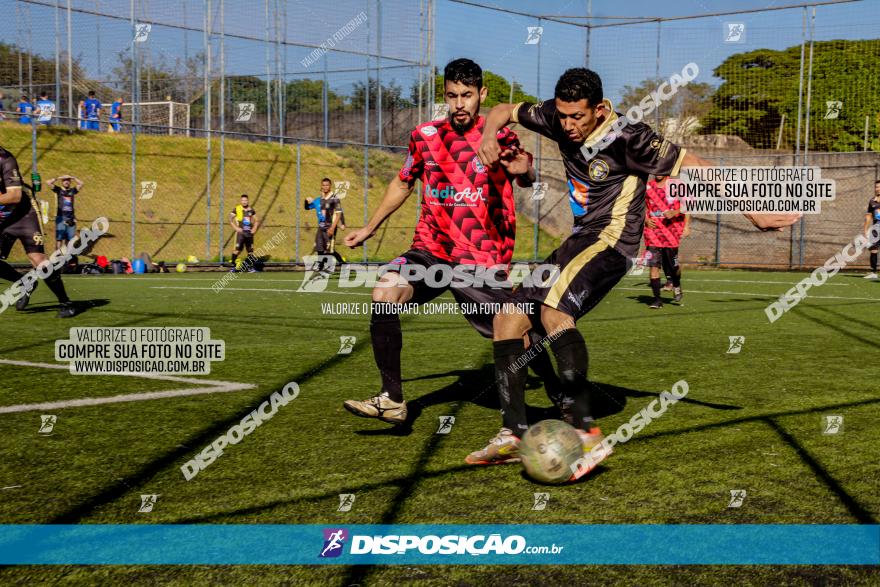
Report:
616,287,877,302
622,276,853,287
152,285,875,302
0,359,256,414
149,286,372,295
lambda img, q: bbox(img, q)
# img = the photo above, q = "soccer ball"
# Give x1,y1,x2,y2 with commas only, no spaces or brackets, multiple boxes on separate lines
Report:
176,263,187,273
519,419,584,484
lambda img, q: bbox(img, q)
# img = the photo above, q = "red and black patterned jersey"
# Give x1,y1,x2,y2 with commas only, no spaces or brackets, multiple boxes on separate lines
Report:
644,179,685,247
399,115,521,268
512,99,686,259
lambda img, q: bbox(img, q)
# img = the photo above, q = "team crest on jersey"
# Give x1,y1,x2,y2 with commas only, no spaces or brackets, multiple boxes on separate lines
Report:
588,159,610,181
471,156,486,174
390,256,407,265
420,125,438,137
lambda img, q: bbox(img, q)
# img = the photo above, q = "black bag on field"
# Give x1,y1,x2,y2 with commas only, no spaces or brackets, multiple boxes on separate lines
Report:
80,263,103,275
112,260,125,274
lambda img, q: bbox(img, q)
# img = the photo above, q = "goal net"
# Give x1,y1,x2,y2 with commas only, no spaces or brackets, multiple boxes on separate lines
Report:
119,101,191,136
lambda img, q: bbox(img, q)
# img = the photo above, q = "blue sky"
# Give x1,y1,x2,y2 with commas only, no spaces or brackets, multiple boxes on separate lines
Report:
5,0,879,105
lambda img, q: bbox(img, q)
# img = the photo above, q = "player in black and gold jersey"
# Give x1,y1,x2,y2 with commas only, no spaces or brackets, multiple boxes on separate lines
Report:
0,145,75,317
468,68,799,477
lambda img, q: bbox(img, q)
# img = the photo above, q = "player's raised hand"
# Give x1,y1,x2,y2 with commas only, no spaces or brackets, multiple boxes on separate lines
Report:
478,134,502,167
345,227,373,248
498,147,530,175
744,213,801,231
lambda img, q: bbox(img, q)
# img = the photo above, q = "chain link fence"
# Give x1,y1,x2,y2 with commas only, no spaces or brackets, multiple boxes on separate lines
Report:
1,0,878,268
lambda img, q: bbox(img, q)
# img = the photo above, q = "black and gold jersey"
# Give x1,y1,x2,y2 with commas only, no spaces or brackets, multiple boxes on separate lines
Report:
512,99,686,258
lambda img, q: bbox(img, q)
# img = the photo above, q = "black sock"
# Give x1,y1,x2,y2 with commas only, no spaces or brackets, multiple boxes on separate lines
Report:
370,302,403,402
871,252,878,272
671,270,681,288
549,329,593,431
44,272,70,304
0,260,23,283
650,278,661,299
526,331,561,405
493,339,529,436
231,253,238,266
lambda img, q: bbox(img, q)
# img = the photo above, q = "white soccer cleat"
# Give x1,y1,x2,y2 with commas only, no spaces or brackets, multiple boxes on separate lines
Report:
343,392,407,424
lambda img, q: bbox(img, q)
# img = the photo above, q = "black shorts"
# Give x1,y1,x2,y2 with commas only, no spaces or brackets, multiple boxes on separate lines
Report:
314,227,330,254
0,208,45,258
512,231,628,321
382,248,515,338
235,232,254,252
644,246,679,269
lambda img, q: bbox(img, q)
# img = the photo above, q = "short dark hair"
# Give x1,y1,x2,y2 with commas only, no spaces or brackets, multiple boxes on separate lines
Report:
321,177,332,183
554,68,603,107
40,92,48,98
88,91,96,97
240,194,249,198
444,58,482,90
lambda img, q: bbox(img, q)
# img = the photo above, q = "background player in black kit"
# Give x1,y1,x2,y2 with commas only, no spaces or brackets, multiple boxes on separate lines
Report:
0,146,75,317
228,194,259,272
47,174,85,260
474,68,799,475
862,180,880,279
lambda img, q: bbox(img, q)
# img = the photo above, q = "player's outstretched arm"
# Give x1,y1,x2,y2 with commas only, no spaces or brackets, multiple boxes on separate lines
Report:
0,185,21,205
680,151,800,232
344,176,414,248
478,103,519,167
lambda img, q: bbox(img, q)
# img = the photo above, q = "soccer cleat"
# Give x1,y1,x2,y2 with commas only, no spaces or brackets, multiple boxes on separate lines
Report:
15,281,38,311
864,272,878,280
662,281,674,291
649,298,663,309
465,428,521,465
672,287,683,304
568,427,613,482
57,302,76,318
343,392,407,424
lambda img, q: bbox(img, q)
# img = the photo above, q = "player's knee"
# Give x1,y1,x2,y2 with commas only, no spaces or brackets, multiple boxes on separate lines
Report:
541,305,575,335
493,309,529,341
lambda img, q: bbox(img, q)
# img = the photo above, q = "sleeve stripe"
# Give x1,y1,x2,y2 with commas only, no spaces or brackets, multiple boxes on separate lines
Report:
510,102,524,124
670,148,687,177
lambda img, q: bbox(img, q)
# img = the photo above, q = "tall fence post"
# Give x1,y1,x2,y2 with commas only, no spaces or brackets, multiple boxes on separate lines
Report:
218,0,225,264
715,157,723,265
532,16,542,261
295,142,301,263
204,0,212,260
130,0,137,259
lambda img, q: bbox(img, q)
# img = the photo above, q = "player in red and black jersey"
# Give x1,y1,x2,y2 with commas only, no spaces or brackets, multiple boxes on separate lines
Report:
341,58,551,427
474,68,799,477
644,175,689,307
0,146,75,317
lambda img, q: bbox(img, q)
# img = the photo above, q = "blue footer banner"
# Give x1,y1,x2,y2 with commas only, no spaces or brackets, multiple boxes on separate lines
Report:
1,525,878,565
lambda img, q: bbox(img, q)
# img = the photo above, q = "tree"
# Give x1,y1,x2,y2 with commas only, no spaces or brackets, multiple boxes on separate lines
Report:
701,40,880,151
618,77,714,141
351,78,414,110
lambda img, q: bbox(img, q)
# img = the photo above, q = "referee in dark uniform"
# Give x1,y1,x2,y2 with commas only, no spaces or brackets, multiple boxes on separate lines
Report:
0,146,75,317
474,68,799,480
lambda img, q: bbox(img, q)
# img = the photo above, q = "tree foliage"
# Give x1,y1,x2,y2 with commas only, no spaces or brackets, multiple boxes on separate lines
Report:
701,40,880,151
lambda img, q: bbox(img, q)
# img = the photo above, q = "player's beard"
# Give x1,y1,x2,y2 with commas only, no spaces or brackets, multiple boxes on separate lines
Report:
449,108,478,133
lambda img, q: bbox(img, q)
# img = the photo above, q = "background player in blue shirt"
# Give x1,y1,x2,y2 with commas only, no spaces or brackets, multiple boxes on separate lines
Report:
108,97,123,133
83,91,102,130
35,92,56,125
17,96,33,124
